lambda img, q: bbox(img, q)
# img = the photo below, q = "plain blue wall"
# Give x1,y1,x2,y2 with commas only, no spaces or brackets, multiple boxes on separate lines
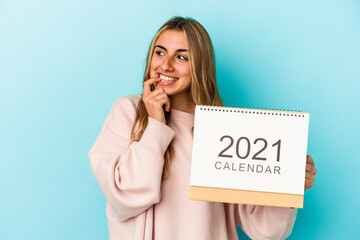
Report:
1,0,359,239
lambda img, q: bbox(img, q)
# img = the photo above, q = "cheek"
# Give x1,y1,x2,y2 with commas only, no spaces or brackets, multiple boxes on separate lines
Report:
150,57,161,71
179,65,191,78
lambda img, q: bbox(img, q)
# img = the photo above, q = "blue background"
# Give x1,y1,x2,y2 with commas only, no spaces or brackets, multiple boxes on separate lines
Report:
1,0,359,239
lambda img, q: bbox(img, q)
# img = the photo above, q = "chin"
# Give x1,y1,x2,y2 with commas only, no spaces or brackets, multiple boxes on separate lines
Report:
162,89,174,96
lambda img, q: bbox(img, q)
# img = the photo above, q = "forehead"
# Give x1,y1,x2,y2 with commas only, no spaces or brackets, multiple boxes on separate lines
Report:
155,29,188,50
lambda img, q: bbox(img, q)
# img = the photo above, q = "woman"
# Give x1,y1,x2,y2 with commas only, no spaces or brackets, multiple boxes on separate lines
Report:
88,17,316,240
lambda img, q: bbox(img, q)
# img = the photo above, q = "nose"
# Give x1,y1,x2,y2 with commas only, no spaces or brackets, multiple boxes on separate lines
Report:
161,57,174,72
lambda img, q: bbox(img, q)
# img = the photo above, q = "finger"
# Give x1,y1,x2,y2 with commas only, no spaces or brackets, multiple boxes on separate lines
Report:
164,99,171,112
306,155,315,166
143,78,160,95
305,172,315,182
153,94,168,102
154,94,171,112
143,88,164,102
149,88,165,97
304,178,314,191
156,95,170,112
306,162,314,172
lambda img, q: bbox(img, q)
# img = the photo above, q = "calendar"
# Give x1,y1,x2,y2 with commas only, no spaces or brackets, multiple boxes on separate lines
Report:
189,105,310,208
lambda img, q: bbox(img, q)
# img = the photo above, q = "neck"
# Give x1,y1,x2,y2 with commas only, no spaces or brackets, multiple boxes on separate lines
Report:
170,91,195,114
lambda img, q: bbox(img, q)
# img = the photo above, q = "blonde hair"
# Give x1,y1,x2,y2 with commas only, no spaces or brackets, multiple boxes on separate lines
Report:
130,17,223,181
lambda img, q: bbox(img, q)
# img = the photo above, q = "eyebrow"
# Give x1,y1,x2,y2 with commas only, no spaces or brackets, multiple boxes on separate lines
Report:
154,45,189,53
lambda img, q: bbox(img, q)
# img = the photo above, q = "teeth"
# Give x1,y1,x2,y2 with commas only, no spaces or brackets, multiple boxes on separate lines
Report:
159,74,177,82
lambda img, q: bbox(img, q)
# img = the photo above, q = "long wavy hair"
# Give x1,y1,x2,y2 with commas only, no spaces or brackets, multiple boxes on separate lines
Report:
130,17,223,181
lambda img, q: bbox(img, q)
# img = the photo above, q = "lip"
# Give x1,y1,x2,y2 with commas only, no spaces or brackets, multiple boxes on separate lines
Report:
157,72,179,86
158,81,176,86
157,72,178,79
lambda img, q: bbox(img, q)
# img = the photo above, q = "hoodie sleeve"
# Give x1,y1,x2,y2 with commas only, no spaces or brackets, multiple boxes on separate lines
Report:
235,204,297,240
88,96,175,222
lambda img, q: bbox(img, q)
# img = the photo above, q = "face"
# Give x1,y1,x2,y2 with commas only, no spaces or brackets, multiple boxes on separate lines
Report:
150,29,191,96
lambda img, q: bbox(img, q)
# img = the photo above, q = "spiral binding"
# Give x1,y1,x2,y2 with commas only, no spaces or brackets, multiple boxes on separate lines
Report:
197,105,307,117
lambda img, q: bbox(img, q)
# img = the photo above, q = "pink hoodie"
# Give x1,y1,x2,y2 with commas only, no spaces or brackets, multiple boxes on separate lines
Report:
88,95,297,240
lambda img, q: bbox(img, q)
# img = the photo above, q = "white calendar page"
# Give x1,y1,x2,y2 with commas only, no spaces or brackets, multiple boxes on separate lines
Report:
190,106,309,195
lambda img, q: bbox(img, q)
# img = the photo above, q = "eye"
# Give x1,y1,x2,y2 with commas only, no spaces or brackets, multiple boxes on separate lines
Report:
155,51,165,56
177,55,188,61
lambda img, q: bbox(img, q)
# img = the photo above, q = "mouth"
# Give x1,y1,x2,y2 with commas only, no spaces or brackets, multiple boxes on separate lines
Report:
157,73,179,85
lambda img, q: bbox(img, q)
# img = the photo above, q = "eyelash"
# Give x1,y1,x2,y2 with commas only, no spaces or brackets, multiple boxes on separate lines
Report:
155,51,165,56
177,55,188,61
155,51,188,61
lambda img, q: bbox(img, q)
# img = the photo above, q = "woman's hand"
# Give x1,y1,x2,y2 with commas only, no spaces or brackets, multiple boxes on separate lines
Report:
304,155,317,191
142,78,170,125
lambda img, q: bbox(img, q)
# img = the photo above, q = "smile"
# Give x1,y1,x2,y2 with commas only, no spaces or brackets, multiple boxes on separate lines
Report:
158,73,179,84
